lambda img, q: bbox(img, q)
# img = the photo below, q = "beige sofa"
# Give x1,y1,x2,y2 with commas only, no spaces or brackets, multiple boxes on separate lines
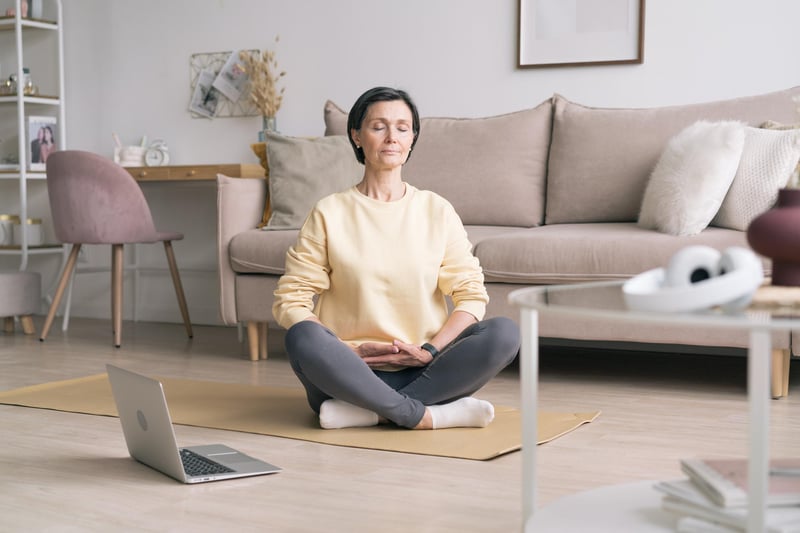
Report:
217,86,800,396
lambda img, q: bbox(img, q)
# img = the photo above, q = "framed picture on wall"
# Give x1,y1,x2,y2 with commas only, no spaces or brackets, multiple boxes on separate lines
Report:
28,115,57,171
518,0,645,68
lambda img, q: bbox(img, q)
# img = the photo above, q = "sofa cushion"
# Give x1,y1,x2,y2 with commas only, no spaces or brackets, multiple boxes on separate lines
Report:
712,127,800,230
263,132,362,229
324,99,553,227
472,223,752,284
638,120,745,236
546,86,800,224
229,228,300,274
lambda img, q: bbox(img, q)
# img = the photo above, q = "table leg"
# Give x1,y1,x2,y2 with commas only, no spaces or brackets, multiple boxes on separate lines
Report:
521,307,539,531
747,328,770,533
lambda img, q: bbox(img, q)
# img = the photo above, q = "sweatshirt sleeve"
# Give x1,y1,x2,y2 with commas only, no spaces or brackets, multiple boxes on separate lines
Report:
272,210,330,329
437,204,488,321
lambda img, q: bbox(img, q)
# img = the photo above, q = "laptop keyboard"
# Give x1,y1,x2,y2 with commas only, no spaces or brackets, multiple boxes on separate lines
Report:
180,448,235,477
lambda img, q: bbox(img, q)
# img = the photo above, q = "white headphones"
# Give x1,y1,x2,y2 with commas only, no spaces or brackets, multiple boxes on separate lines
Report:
623,245,763,313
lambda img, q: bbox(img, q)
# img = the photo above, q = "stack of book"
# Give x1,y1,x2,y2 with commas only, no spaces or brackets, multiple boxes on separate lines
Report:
654,458,800,532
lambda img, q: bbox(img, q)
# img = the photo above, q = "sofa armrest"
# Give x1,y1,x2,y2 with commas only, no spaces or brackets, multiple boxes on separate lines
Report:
217,174,267,325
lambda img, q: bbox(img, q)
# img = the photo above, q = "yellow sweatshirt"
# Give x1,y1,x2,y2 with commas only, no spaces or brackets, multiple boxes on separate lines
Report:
272,184,488,347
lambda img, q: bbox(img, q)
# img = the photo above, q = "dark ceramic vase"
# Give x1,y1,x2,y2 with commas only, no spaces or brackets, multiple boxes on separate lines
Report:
747,188,800,286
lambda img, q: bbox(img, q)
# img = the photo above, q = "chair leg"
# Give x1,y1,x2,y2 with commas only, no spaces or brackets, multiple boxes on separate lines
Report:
4,317,13,334
246,321,259,362
771,348,791,399
782,350,791,398
259,322,268,360
162,241,193,339
40,244,81,341
20,315,35,335
112,244,124,348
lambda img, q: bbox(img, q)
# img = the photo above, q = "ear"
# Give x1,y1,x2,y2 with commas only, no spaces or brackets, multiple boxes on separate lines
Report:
664,245,722,288
350,128,361,147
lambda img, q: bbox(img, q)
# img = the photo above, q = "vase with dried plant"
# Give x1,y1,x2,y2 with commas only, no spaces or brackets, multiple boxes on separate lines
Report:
239,37,286,141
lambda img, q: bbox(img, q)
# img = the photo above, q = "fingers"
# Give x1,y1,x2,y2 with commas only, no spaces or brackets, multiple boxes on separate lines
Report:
358,342,399,357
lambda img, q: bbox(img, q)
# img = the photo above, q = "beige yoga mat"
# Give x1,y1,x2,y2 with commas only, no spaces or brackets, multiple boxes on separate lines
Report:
0,374,599,461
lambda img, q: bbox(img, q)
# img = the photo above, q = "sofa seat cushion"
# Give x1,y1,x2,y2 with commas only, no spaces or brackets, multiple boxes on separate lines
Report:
229,228,299,275
472,223,752,284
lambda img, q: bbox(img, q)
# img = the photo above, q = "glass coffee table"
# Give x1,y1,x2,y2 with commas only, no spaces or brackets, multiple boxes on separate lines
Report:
509,280,796,533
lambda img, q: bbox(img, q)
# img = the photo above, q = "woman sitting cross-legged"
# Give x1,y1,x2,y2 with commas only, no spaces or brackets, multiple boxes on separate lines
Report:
272,86,520,430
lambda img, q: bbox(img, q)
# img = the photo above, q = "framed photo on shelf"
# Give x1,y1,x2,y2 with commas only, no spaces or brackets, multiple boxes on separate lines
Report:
518,0,645,68
28,115,57,171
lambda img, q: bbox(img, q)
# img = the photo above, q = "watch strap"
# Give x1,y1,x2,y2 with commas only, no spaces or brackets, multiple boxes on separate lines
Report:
421,342,439,359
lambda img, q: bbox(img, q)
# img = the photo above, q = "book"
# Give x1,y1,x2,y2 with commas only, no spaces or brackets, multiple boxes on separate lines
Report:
681,458,800,508
655,479,800,533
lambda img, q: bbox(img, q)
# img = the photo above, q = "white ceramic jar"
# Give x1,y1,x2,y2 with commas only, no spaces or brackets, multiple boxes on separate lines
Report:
0,214,19,246
13,217,43,246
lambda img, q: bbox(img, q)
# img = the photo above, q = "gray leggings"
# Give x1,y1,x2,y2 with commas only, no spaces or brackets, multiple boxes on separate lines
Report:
284,317,520,428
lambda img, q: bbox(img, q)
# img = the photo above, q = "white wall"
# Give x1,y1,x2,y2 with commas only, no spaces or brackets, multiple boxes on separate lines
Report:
11,0,800,326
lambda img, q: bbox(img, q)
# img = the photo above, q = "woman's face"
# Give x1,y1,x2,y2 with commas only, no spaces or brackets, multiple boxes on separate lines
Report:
352,100,414,170
42,128,53,142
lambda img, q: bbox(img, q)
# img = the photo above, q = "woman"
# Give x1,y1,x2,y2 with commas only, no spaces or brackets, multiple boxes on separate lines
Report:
38,126,55,163
273,87,519,430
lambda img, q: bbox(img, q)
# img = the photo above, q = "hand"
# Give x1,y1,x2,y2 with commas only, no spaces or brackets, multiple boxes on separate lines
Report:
358,339,433,368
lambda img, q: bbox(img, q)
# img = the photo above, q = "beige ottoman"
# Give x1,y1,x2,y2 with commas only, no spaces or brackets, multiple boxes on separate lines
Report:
0,270,41,335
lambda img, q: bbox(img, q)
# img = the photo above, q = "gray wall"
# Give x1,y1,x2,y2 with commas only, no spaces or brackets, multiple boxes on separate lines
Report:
5,0,800,326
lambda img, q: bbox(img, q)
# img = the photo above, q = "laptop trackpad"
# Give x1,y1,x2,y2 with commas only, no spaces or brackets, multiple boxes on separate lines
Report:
185,444,257,464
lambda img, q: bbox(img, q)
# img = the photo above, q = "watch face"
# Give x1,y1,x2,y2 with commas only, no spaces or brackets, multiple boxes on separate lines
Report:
145,148,166,167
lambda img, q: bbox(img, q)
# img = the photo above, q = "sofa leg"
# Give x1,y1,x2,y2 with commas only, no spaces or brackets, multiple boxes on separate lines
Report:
20,315,36,335
771,348,791,399
4,317,13,334
259,322,268,360
246,321,259,362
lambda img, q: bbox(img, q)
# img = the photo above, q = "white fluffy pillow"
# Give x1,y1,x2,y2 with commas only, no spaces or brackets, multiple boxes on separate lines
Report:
712,127,800,230
638,120,746,236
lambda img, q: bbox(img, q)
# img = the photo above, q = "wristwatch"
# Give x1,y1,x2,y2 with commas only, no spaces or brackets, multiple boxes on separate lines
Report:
421,342,439,359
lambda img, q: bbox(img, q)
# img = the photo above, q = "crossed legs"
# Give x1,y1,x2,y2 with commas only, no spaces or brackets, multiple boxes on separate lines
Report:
284,317,520,429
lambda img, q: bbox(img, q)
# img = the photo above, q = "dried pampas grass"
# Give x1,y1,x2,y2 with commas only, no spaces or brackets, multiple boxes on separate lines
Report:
239,37,286,119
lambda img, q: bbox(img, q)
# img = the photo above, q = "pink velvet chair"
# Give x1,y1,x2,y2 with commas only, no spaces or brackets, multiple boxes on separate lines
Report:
40,150,193,347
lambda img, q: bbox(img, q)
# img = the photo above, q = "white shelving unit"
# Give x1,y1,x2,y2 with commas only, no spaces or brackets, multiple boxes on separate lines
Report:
0,0,65,271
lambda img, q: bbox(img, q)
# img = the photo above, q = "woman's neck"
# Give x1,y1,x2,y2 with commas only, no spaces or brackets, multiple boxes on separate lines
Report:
357,169,406,202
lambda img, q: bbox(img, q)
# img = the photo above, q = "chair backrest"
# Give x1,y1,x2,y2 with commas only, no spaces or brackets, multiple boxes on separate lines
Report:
46,150,160,244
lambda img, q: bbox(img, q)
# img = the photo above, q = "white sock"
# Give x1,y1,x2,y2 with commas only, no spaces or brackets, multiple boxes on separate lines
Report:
428,397,495,429
319,399,380,429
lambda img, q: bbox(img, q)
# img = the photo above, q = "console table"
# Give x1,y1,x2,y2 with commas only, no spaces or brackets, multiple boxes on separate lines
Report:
509,281,796,532
123,163,264,182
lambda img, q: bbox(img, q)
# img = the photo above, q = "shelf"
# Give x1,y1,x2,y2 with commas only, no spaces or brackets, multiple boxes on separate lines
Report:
0,95,59,104
0,244,63,253
0,170,47,180
2,1,63,273
0,15,58,30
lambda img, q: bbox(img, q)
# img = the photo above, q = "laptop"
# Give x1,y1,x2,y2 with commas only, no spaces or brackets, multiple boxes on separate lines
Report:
106,364,281,483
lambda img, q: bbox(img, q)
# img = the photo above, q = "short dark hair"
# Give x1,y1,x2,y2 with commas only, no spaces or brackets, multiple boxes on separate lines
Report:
347,86,420,164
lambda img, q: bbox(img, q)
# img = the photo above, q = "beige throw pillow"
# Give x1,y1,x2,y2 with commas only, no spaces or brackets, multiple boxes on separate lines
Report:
323,99,554,227
264,132,363,229
712,127,800,230
638,120,745,236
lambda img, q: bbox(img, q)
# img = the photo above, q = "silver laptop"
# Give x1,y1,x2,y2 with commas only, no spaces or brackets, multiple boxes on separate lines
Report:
106,364,281,483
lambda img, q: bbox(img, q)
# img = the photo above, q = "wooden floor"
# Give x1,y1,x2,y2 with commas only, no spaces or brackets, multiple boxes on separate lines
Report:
1,318,799,532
